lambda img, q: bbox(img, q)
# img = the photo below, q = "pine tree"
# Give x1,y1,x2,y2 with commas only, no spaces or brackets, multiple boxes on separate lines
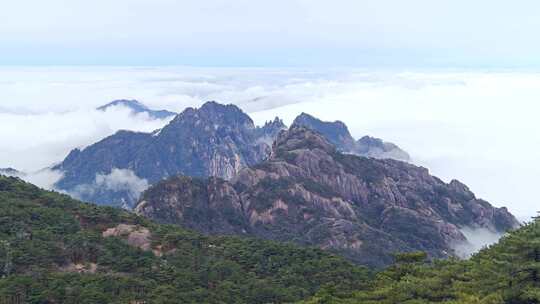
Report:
502,217,540,304
0,240,12,278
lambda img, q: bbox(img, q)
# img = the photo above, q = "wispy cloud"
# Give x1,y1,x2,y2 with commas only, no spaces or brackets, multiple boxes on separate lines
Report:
0,106,171,171
70,168,149,206
452,227,506,258
0,67,539,219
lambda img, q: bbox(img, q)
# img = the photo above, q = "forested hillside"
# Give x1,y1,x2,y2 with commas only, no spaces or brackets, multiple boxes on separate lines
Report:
300,216,540,304
1,175,538,304
0,175,369,304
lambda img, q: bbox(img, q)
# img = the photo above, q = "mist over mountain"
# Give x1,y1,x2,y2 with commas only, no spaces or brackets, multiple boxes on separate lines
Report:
135,126,518,267
97,99,177,119
292,112,410,161
53,101,411,209
0,168,24,177
3,1,540,301
53,102,281,207
1,68,539,218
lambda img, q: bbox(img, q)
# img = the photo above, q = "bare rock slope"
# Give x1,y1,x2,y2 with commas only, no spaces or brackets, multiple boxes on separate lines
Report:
54,101,282,207
136,127,518,267
292,112,410,161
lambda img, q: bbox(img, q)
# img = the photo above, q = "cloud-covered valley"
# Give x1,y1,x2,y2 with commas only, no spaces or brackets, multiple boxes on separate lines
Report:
1,66,539,220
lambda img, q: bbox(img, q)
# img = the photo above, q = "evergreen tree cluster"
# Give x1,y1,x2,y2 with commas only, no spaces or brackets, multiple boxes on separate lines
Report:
0,176,369,304
0,175,539,303
301,216,540,304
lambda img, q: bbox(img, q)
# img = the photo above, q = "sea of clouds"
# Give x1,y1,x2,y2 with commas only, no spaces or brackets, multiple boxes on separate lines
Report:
0,66,539,222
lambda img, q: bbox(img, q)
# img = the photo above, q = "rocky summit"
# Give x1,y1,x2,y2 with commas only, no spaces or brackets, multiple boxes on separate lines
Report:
292,112,410,161
135,126,519,267
54,101,281,208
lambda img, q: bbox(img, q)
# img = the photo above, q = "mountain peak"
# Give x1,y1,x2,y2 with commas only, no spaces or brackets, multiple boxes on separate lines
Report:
294,112,348,127
292,113,361,153
97,99,148,111
97,99,176,119
56,101,279,207
357,135,384,147
292,113,410,162
137,123,518,267
295,112,348,129
357,136,411,161
60,101,412,210
254,117,287,144
170,101,254,127
200,100,225,110
273,126,336,157
265,116,286,128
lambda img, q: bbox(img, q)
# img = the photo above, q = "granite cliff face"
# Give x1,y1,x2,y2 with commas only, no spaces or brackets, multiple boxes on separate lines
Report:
356,135,411,161
54,101,275,207
136,127,518,267
55,101,411,208
254,117,287,145
292,113,410,161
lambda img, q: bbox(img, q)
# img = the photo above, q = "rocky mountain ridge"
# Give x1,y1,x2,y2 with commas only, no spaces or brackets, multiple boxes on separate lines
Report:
97,99,177,119
55,101,281,207
135,126,519,267
54,101,407,208
292,112,410,161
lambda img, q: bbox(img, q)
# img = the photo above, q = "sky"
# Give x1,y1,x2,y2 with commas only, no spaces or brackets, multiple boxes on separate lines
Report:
0,2,538,225
0,67,539,221
2,0,540,67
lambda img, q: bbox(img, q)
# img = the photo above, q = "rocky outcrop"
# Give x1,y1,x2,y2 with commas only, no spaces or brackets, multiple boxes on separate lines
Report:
97,99,177,119
55,101,414,208
254,117,287,145
136,176,248,236
357,136,411,161
136,127,519,267
54,101,278,208
102,223,163,255
292,113,410,161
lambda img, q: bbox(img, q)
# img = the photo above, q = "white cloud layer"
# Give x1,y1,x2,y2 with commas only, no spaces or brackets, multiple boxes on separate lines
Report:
70,168,149,208
0,109,168,171
0,67,539,219
453,227,505,258
95,169,150,199
22,169,64,191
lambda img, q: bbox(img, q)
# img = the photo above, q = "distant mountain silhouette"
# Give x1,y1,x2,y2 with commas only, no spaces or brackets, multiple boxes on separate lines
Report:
55,101,284,207
55,101,410,208
292,112,410,161
97,99,176,119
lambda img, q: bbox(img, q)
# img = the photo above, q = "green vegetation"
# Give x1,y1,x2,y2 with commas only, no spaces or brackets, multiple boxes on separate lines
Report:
0,176,369,304
300,217,540,304
1,174,539,303
251,177,307,212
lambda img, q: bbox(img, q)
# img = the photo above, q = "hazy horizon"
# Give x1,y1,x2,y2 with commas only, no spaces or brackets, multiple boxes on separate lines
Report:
3,0,540,67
